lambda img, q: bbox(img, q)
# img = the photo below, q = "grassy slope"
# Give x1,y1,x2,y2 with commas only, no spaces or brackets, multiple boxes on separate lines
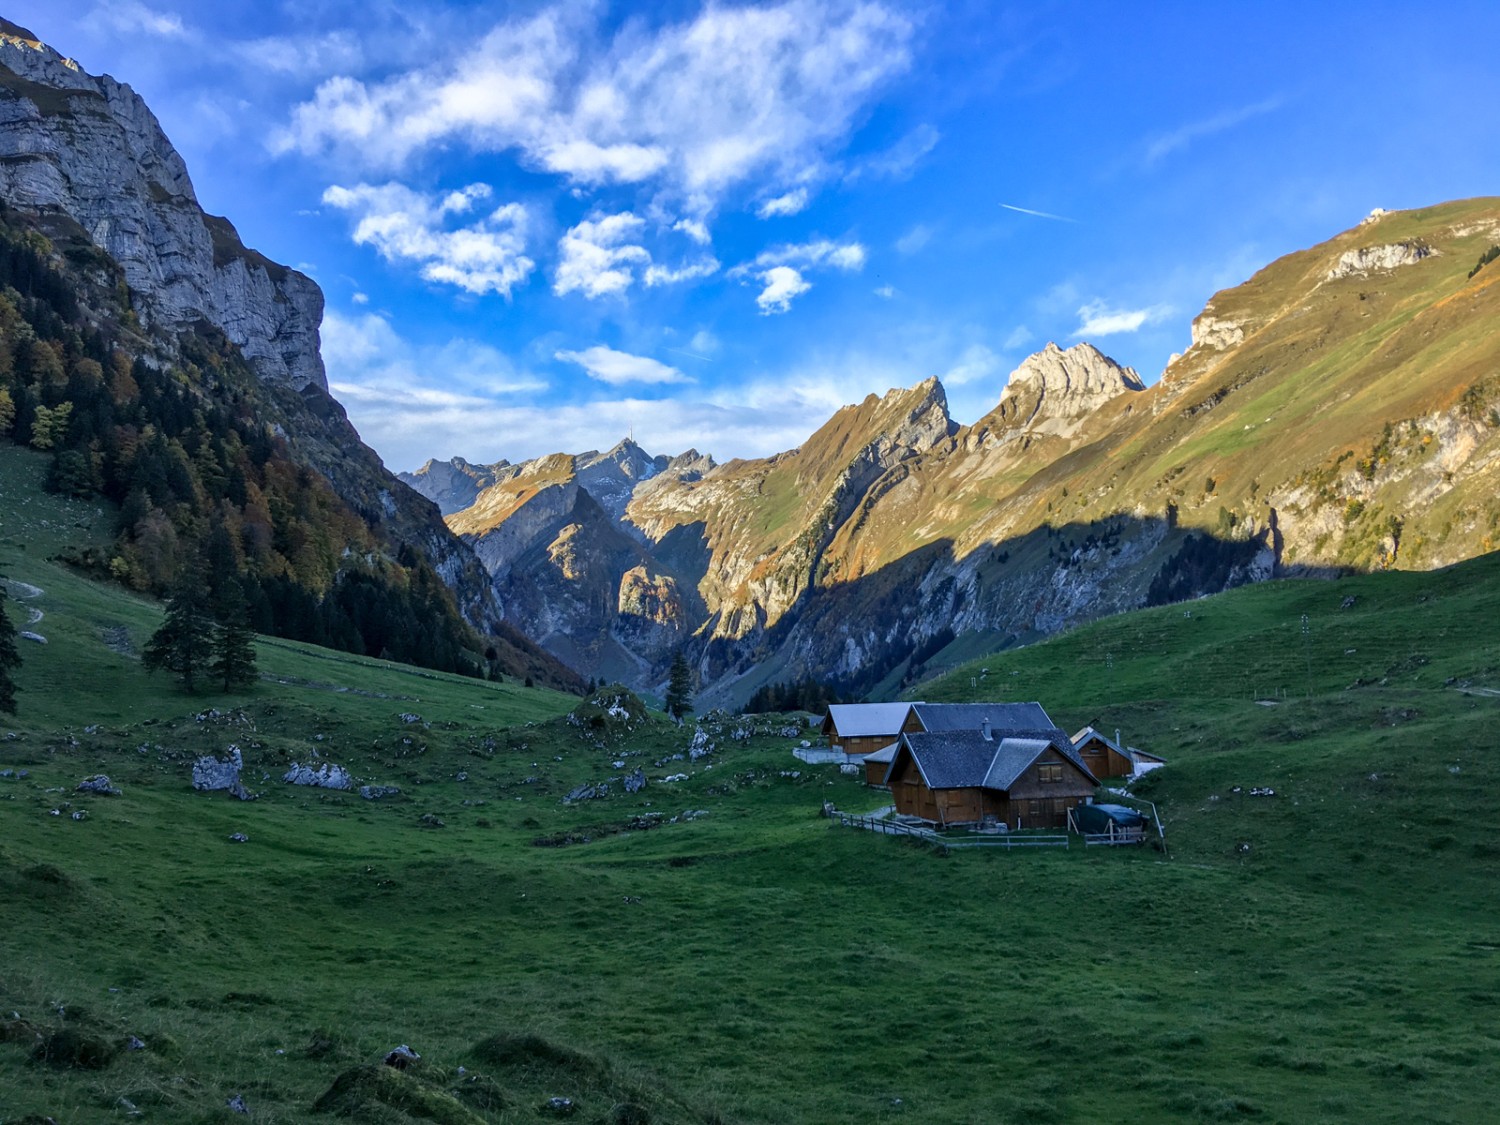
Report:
3,434,1500,1122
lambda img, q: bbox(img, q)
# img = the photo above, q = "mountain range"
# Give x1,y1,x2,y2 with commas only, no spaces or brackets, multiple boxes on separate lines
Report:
405,201,1500,704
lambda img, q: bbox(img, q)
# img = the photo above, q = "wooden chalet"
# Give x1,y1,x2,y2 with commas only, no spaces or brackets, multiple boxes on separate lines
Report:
861,741,899,786
821,702,916,758
1071,727,1165,779
903,701,1057,736
883,725,1099,829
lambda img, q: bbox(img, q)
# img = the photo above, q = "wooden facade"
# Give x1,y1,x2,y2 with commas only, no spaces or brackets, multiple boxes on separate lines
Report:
1072,731,1136,779
821,703,914,755
886,735,1098,829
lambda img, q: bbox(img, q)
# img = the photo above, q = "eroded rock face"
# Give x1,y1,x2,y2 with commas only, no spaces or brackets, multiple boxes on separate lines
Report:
1325,241,1436,281
995,342,1145,434
0,30,325,390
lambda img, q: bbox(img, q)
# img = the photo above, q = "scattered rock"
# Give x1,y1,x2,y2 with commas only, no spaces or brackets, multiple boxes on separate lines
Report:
226,1093,249,1114
418,813,445,829
228,832,249,843
542,1096,577,1117
564,783,608,803
76,775,121,796
360,785,402,801
70,810,88,821
126,1035,147,1051
623,768,647,794
283,762,353,789
384,1044,421,1069
193,746,255,800
1340,595,1358,609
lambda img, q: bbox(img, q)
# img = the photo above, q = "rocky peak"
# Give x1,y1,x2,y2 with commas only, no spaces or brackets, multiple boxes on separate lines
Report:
0,31,326,390
399,457,507,516
993,342,1144,434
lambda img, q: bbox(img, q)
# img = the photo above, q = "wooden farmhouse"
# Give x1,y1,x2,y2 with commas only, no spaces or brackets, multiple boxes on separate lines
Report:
883,725,1100,829
1071,726,1166,779
821,702,916,758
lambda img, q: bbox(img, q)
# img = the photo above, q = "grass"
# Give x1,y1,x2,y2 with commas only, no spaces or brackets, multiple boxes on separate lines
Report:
4,450,1500,1121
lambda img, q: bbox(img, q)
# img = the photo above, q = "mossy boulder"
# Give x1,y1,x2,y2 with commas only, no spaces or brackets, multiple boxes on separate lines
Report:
312,1064,486,1124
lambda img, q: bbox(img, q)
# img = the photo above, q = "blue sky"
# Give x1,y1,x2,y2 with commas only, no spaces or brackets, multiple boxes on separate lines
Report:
11,1,1500,470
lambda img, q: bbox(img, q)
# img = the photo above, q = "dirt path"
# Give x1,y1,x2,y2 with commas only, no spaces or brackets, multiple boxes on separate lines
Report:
2,578,45,638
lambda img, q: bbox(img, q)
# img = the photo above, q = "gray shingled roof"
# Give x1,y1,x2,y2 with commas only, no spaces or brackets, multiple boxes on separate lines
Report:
909,702,1055,733
892,727,1098,790
860,741,900,764
824,702,917,737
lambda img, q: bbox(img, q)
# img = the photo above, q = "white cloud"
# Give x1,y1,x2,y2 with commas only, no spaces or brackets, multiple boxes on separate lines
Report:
322,181,534,296
1075,299,1173,337
1144,97,1284,166
1003,324,1035,350
237,30,365,77
673,218,712,245
555,211,719,297
275,2,914,210
555,345,693,386
874,285,896,299
93,1,188,38
849,123,940,180
351,292,370,305
554,212,651,298
757,188,810,218
731,237,866,312
689,330,720,356
941,344,1002,387
755,266,812,314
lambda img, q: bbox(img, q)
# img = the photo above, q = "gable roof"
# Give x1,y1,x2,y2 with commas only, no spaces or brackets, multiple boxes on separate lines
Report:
860,741,900,764
892,728,1098,791
823,702,917,737
1072,726,1121,752
909,702,1055,733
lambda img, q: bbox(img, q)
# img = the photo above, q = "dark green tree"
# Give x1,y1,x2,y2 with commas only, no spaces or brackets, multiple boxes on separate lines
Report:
209,578,258,693
0,585,21,714
664,650,695,721
143,569,215,692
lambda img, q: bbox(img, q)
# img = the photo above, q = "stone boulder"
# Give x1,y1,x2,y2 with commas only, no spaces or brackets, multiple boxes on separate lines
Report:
192,746,255,800
283,762,353,789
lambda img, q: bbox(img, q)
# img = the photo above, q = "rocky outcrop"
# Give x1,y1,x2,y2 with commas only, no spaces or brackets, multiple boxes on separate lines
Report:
0,24,325,389
1325,241,1436,281
993,342,1144,435
399,457,506,516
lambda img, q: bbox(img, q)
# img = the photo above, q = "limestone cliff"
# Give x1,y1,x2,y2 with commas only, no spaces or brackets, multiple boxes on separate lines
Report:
0,21,325,389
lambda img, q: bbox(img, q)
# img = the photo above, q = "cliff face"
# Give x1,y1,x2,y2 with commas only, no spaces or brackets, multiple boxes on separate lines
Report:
0,19,579,687
0,22,325,390
423,200,1500,705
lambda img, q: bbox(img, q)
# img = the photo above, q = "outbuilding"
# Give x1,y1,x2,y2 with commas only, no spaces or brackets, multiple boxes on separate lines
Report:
821,702,917,759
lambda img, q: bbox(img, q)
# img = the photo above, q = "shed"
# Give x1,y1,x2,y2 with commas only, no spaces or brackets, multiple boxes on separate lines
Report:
821,702,917,759
860,741,899,786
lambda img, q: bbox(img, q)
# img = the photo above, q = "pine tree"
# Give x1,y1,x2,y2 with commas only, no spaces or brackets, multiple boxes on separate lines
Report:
665,650,694,722
209,578,258,693
0,585,21,714
143,569,215,692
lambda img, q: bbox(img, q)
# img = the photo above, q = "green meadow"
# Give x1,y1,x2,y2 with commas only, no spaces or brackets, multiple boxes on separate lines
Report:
3,444,1500,1124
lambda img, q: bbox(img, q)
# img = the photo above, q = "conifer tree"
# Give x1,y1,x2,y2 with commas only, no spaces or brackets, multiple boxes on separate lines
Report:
0,585,21,714
665,650,695,721
143,569,215,692
209,578,258,692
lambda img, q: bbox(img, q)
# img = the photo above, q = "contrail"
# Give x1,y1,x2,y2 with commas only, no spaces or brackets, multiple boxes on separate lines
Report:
665,348,713,361
1000,203,1077,223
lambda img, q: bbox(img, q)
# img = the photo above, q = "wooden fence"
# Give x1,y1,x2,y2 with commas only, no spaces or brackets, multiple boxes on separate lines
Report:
832,811,1067,849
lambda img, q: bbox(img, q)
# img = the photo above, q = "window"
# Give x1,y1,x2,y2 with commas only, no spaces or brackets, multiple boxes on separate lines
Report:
1038,763,1063,784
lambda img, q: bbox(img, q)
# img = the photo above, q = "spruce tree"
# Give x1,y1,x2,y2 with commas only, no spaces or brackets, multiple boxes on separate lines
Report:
665,650,694,721
143,569,215,692
210,578,258,693
0,585,21,715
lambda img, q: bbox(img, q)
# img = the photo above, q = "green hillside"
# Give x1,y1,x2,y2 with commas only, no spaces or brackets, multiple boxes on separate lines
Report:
4,460,1500,1124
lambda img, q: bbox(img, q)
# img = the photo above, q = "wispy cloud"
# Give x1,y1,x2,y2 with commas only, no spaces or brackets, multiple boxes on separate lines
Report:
321,181,534,296
999,202,1076,223
731,237,866,314
756,188,810,219
1144,97,1283,166
1074,299,1172,336
848,123,940,181
92,1,189,39
555,345,693,386
895,223,933,255
941,343,1003,387
554,211,718,298
275,2,914,213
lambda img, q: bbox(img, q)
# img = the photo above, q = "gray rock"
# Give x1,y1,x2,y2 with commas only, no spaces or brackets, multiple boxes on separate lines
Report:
0,34,326,391
383,1044,420,1069
76,774,120,796
418,813,445,828
623,768,647,794
19,631,46,644
193,746,255,800
564,782,608,803
359,785,402,801
282,762,353,790
226,1093,249,1114
228,833,249,843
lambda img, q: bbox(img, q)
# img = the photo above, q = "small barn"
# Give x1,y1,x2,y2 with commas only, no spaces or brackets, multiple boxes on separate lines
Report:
1071,727,1165,779
861,741,899,786
884,728,1099,829
821,702,916,758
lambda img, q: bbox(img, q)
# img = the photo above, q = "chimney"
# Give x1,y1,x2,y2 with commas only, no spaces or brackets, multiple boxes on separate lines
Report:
1115,728,1122,748
982,718,992,741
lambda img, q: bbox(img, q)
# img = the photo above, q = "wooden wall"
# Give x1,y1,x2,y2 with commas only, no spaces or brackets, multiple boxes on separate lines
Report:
1076,736,1133,779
